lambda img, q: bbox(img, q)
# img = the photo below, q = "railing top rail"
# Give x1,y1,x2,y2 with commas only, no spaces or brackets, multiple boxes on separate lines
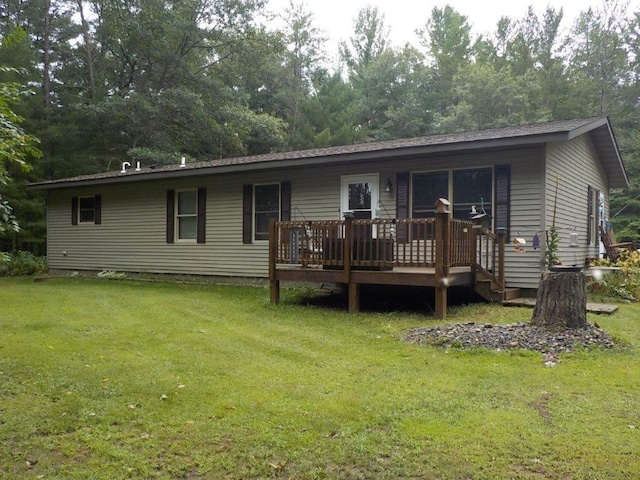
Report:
277,218,441,228
476,226,500,240
276,220,345,228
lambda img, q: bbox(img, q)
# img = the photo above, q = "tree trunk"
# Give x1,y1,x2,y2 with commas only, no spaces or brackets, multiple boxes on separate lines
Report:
77,0,96,100
531,271,588,331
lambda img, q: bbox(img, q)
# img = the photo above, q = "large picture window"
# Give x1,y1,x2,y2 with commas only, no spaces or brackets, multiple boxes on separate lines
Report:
412,172,448,218
254,184,280,241
400,165,509,239
412,167,493,220
452,168,493,220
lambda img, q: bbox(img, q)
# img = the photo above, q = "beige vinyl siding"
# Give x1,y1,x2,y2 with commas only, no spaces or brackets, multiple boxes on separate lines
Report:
48,170,344,277
47,146,543,285
545,135,609,266
387,147,544,289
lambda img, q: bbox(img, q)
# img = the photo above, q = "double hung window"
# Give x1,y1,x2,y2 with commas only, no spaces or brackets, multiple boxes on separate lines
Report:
254,184,280,241
166,188,206,244
176,190,198,241
242,181,291,244
71,195,102,225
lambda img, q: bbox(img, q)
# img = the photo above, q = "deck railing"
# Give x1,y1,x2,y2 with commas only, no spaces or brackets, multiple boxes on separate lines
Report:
272,216,481,270
475,226,506,291
269,214,506,319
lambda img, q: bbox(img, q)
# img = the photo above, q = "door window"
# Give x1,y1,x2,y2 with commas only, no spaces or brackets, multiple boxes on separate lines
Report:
341,175,379,219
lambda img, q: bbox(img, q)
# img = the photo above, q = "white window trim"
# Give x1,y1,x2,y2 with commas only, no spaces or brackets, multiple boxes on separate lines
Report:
253,183,281,242
175,188,198,242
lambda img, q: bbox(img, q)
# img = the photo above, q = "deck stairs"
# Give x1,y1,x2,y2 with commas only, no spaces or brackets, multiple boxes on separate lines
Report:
474,274,520,303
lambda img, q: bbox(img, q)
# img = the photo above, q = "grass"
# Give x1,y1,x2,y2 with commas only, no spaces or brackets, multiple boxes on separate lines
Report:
1,277,639,479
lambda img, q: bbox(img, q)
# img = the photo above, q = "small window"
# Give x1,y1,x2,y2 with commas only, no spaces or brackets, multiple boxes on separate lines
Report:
79,197,96,223
72,195,101,225
254,184,280,241
176,190,198,240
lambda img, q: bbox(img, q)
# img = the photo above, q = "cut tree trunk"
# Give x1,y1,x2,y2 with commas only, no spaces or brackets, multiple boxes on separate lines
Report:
531,271,588,331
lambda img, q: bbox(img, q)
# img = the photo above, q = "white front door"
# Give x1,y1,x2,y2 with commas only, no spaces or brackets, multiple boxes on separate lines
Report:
341,174,379,219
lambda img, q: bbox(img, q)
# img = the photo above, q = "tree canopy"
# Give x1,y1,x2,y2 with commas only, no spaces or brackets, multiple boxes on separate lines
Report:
1,0,640,251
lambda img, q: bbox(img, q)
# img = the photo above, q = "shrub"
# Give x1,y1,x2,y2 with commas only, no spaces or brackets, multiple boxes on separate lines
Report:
0,251,48,277
589,250,640,301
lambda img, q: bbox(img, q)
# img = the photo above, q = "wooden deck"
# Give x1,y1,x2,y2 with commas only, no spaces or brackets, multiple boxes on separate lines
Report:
269,209,506,319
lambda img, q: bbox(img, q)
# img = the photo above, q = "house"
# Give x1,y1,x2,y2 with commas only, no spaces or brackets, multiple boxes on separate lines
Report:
29,116,628,315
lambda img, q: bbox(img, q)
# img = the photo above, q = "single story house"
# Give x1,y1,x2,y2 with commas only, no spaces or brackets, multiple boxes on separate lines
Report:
29,116,628,312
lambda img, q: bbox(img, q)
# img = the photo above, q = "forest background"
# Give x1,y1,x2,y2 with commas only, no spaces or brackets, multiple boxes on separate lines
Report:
1,0,640,254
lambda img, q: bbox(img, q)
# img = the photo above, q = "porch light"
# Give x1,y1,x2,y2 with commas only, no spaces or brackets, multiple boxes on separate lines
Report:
385,177,393,193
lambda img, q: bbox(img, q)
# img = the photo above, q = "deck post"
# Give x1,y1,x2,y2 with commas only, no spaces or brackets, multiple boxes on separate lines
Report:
343,214,357,312
497,231,506,293
348,283,360,313
434,199,452,319
269,218,280,305
343,214,352,284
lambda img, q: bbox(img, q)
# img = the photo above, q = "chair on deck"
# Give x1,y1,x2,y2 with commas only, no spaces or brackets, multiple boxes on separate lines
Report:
600,225,636,262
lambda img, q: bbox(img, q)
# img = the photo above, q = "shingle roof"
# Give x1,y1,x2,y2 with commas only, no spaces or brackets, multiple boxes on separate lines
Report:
28,116,628,189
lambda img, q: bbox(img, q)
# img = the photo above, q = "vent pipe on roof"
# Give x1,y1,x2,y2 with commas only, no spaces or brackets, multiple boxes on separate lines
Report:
180,156,186,168
120,161,131,173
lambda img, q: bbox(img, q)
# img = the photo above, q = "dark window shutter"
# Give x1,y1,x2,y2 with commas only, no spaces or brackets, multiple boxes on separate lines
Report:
280,181,291,222
242,185,253,244
396,172,409,242
197,187,206,244
71,196,78,225
494,165,511,241
94,195,102,225
587,186,593,245
166,190,175,244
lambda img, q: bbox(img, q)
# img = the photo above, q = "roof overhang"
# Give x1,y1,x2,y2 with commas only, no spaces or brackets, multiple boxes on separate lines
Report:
28,116,629,191
567,117,629,189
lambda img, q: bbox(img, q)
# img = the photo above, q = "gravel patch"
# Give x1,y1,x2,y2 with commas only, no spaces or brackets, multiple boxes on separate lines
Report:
403,322,615,356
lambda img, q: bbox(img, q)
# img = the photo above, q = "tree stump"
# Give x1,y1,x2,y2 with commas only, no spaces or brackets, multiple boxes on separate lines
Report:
531,271,588,331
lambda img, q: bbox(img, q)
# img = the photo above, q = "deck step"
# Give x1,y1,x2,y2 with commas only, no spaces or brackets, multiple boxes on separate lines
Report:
475,280,519,302
503,288,521,301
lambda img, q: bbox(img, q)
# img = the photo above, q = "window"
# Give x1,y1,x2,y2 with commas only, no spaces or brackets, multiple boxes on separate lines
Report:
452,168,493,220
412,172,448,218
242,181,291,244
79,197,96,223
166,188,206,244
71,195,102,225
176,190,198,240
412,168,493,220
254,184,280,241
399,166,510,240
587,186,603,246
341,174,378,219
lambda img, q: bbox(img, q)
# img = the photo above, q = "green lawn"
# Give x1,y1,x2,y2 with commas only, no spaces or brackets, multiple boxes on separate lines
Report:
1,277,639,479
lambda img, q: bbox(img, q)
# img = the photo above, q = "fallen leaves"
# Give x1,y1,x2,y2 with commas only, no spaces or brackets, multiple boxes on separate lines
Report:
268,460,286,471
